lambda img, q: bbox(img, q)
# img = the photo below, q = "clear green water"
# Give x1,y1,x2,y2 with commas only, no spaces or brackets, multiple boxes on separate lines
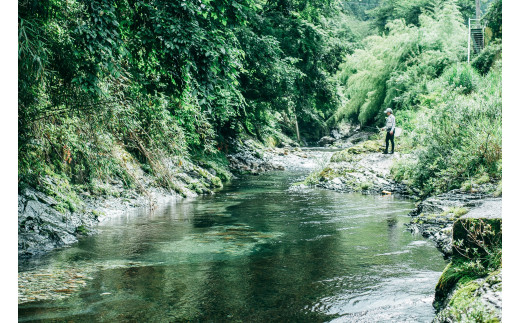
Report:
19,170,446,322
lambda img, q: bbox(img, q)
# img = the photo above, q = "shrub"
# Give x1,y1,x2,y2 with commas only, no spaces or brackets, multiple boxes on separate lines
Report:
472,41,502,75
443,63,478,95
360,181,372,190
475,173,490,185
390,60,501,194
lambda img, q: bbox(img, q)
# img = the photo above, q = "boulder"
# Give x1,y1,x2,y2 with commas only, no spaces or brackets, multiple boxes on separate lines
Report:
18,188,98,258
317,136,336,147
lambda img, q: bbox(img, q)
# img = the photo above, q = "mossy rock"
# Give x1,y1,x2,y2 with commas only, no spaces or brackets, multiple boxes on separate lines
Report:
475,173,490,185
330,140,381,162
330,150,355,162
434,260,484,309
359,181,373,190
75,225,89,236
460,181,473,192
440,207,468,218
39,172,84,214
318,167,336,181
360,140,381,152
266,136,279,148
435,274,501,323
493,180,502,197
210,176,223,188
435,262,461,307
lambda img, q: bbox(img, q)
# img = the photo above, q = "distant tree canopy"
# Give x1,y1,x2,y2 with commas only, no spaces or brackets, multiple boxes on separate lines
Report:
484,0,501,40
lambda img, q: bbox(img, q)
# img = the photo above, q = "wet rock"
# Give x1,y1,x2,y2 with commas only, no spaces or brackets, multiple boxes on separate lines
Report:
330,129,342,140
407,193,502,258
227,137,329,174
331,178,342,185
409,189,494,217
18,189,98,258
317,136,336,147
306,141,412,197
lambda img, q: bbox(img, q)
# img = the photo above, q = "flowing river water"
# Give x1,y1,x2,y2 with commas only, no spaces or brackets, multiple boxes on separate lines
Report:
19,150,447,322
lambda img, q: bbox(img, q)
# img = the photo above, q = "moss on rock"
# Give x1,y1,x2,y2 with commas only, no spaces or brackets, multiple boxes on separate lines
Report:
330,140,382,162
211,176,223,188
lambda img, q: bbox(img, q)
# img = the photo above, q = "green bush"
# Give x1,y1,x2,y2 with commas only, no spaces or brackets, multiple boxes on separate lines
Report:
443,63,478,95
390,60,501,194
475,173,490,185
472,41,502,75
359,181,372,190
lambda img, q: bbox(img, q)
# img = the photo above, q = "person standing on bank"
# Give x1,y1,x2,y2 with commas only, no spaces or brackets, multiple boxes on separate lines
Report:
382,108,395,154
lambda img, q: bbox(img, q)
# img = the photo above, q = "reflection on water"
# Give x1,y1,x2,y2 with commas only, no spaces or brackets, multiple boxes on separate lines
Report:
19,171,446,322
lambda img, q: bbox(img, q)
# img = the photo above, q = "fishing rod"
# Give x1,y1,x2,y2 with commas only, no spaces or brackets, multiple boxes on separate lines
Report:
360,126,384,132
361,125,403,136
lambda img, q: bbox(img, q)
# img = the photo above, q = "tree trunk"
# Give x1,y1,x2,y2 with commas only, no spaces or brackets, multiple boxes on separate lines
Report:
294,115,300,143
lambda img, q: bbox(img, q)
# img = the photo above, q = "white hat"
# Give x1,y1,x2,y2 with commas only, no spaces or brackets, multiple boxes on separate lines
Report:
384,108,392,114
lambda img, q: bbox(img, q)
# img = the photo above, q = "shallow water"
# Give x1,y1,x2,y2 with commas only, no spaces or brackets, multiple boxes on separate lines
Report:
19,170,446,322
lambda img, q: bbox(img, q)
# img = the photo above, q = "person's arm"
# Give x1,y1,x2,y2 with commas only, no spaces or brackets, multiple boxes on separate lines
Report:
391,115,396,133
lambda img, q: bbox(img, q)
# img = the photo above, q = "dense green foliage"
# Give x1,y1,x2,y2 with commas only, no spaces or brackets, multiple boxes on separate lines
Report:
484,0,501,39
326,0,502,195
19,0,502,198
18,0,367,190
390,69,502,194
389,33,502,193
333,0,467,126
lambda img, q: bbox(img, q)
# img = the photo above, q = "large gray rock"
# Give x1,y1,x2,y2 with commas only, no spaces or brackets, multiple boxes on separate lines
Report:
317,136,336,147
409,190,491,216
461,198,502,219
18,188,98,258
408,191,501,257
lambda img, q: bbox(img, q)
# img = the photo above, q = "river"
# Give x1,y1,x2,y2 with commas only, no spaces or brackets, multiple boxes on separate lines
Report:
19,151,446,322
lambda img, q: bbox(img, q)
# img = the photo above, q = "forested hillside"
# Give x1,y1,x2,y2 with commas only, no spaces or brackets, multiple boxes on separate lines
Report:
19,0,365,195
19,0,501,199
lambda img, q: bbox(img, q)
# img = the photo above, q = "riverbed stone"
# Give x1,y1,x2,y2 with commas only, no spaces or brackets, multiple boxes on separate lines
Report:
317,136,336,146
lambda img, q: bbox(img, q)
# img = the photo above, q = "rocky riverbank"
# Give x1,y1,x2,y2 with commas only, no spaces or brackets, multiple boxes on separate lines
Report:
18,134,319,258
408,191,502,322
18,128,503,321
407,188,500,257
18,157,228,258
304,131,502,322
300,135,414,196
18,142,243,258
433,268,502,322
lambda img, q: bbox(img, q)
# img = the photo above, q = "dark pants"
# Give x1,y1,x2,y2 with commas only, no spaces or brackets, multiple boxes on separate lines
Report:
385,131,394,153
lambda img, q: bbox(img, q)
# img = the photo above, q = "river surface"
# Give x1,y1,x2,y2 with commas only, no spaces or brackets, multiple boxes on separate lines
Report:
19,156,446,322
